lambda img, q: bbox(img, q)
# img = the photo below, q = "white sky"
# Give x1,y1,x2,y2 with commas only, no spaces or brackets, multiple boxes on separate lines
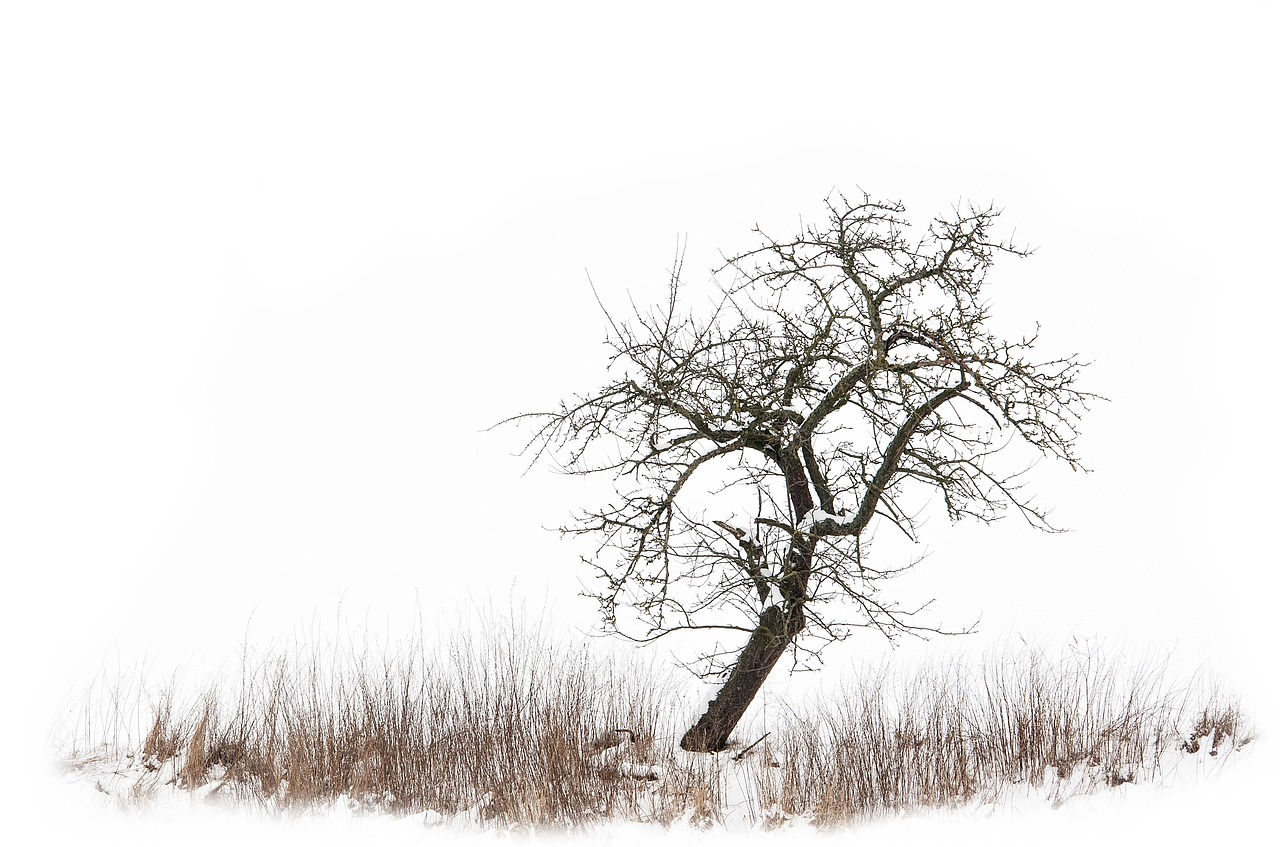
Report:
3,1,1278,841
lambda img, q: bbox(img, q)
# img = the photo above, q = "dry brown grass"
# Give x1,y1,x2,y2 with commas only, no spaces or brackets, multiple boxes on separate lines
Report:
68,615,692,827
763,640,1252,826
65,627,1250,830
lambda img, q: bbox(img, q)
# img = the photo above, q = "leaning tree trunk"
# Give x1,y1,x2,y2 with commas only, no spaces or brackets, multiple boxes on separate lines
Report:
680,449,815,752
679,601,805,751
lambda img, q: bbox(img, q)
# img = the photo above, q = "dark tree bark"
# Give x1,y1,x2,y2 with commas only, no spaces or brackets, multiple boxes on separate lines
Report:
681,603,803,751
507,193,1096,752
682,448,815,751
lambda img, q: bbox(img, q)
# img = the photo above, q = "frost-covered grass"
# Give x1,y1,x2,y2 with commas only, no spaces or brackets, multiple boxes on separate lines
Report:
60,623,1251,833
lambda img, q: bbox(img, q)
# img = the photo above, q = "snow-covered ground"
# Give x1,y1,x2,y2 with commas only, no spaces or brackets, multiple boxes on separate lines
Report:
47,728,1259,845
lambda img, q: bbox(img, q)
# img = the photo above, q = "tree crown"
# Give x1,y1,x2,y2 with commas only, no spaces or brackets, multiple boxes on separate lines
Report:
510,194,1095,674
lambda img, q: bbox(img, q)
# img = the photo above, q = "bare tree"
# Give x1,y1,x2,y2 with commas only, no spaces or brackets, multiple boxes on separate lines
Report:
509,194,1095,752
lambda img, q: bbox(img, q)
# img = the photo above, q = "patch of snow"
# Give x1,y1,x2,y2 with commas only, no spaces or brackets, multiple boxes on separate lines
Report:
798,508,846,530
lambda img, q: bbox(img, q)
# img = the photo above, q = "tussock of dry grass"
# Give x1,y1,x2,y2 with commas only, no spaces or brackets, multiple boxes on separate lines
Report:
764,642,1251,825
70,616,691,826
65,626,1251,830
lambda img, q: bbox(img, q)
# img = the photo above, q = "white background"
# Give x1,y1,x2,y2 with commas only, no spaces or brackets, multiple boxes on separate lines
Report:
3,1,1277,842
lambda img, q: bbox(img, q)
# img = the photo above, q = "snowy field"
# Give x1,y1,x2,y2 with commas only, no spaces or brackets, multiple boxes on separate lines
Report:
42,623,1265,844
45,736,1266,845
5,1,1278,844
